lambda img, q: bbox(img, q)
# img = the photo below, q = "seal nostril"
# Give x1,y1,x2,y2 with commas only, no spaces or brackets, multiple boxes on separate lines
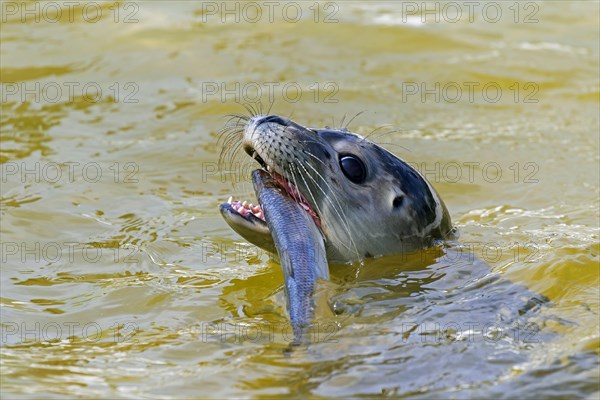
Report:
261,115,289,126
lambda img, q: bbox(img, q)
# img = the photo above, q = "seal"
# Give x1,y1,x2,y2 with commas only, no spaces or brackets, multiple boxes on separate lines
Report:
220,114,454,263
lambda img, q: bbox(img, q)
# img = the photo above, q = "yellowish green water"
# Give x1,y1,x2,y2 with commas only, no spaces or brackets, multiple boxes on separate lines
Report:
1,1,599,398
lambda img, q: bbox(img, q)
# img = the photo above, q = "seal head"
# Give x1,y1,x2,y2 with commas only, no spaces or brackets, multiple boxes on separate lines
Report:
220,114,453,263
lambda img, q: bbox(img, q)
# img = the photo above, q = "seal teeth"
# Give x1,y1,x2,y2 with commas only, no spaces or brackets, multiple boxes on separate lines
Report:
227,196,265,221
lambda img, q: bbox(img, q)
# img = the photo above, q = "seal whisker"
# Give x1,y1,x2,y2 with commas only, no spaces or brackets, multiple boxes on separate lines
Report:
219,136,239,171
285,163,304,206
299,150,355,228
240,102,254,118
224,112,250,119
266,98,275,115
253,102,262,117
217,126,244,140
296,154,359,257
289,162,332,237
339,113,347,129
216,125,245,144
302,159,358,254
223,113,250,124
218,126,246,172
258,101,268,116
361,124,395,141
362,126,418,142
219,119,247,135
217,119,246,133
300,149,330,169
300,171,359,257
217,109,252,175
240,102,259,119
289,162,319,213
359,127,414,153
343,110,366,129
248,102,260,117
362,128,410,142
221,142,245,182
369,129,406,139
228,141,245,169
218,126,244,145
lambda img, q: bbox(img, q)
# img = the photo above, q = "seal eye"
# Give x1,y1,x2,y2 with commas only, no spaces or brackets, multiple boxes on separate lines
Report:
339,155,367,183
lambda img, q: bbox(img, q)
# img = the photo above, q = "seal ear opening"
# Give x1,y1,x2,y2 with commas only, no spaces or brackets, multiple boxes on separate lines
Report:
392,195,405,209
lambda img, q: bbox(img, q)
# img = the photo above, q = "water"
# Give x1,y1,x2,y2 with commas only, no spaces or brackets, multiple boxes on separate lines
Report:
1,1,598,398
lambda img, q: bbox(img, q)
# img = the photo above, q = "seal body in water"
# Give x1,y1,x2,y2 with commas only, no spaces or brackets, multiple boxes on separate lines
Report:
219,114,455,338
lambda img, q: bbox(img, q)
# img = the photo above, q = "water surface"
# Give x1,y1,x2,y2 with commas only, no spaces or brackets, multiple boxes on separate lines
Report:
1,1,599,398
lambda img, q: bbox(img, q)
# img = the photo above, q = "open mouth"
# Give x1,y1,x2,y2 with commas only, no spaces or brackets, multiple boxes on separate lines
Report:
226,149,321,227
